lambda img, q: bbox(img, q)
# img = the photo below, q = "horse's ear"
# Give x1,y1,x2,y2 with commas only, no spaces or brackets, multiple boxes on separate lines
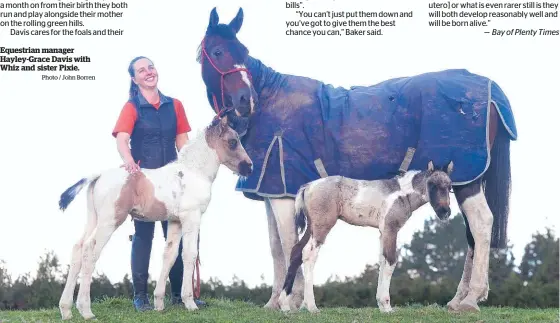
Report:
427,160,434,172
446,161,454,174
208,7,219,29
229,8,244,34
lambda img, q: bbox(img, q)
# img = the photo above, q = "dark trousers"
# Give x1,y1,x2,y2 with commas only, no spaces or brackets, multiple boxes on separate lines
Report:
131,220,183,298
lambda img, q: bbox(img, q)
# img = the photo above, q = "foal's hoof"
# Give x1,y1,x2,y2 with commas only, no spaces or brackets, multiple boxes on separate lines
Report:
154,300,165,312
81,312,96,320
457,299,480,312
307,307,321,314
184,300,199,311
379,306,394,313
278,292,291,312
60,310,72,320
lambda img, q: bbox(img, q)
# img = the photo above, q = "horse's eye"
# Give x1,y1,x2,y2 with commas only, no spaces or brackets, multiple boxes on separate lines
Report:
213,50,222,57
228,139,237,149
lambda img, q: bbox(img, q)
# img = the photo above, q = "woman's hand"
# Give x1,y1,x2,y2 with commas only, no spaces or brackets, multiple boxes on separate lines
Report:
121,159,141,173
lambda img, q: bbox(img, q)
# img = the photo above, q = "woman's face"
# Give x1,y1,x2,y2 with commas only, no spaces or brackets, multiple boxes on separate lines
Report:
132,58,158,89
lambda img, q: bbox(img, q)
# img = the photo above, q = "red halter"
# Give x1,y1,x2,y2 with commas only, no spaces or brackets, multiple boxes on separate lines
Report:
200,38,253,119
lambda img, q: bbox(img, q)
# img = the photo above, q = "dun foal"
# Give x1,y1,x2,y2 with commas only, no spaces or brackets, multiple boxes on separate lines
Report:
279,161,454,313
57,116,252,320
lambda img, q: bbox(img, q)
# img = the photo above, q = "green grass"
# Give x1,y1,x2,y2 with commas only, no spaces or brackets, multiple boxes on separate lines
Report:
0,298,558,323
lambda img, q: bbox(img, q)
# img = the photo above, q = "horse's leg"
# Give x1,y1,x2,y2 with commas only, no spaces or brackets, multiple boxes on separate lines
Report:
263,198,286,309
59,185,98,320
267,197,304,310
447,214,475,311
75,220,117,320
179,210,202,311
153,220,182,311
450,181,492,312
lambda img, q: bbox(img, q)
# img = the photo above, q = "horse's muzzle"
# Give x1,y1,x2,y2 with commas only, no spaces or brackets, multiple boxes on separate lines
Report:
436,207,451,220
239,161,253,177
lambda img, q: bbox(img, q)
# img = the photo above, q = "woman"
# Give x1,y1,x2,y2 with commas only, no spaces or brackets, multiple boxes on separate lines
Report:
112,56,205,311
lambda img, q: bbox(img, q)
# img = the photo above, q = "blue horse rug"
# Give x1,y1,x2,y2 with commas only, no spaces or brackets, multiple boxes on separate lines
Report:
236,64,517,201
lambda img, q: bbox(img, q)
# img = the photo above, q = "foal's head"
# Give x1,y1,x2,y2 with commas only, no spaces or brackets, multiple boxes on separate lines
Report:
425,161,454,220
206,116,253,177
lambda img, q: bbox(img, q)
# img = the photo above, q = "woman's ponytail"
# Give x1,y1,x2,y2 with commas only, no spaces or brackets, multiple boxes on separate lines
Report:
127,56,148,100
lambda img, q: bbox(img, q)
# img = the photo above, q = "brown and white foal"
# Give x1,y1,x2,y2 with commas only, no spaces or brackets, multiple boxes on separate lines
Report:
57,116,252,320
279,161,454,313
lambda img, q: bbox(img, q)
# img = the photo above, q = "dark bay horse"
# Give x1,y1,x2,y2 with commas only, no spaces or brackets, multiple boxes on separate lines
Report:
197,7,517,313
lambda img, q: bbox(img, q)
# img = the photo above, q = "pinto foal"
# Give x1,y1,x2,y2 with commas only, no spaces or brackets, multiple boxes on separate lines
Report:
57,116,252,320
279,161,454,313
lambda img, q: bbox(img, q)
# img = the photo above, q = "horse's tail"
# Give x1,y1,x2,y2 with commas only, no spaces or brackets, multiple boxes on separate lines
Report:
282,184,312,296
484,118,512,249
59,174,101,211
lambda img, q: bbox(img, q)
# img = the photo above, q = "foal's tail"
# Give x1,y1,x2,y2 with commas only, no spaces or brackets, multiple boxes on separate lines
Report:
59,174,101,211
282,184,312,296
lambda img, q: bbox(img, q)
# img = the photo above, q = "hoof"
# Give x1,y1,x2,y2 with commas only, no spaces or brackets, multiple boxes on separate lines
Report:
447,299,461,312
154,302,164,312
81,312,96,320
307,307,320,314
278,292,291,312
379,306,394,313
60,310,73,320
185,300,199,311
457,299,480,312
77,306,95,320
264,299,280,310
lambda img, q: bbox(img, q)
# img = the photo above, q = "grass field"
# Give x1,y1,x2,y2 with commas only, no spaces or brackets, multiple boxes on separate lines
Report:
0,297,558,323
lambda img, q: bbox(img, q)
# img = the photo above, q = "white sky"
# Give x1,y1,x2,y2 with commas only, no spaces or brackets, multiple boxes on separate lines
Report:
0,0,558,288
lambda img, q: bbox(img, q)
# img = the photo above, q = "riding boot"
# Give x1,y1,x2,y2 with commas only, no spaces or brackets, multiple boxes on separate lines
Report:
131,220,155,311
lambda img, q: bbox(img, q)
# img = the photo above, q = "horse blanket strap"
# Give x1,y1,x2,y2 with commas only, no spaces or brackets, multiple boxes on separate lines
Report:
398,147,416,175
314,159,329,178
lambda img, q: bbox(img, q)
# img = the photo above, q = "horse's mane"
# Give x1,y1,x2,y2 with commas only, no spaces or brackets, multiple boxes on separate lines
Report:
176,119,222,161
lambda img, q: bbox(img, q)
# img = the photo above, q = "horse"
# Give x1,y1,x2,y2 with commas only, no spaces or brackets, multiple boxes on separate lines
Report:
197,7,517,313
278,161,454,313
57,116,253,320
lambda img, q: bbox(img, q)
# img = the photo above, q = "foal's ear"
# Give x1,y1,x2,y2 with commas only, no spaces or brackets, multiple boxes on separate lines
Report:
219,115,229,136
427,160,434,172
229,8,244,34
446,161,454,175
208,7,219,29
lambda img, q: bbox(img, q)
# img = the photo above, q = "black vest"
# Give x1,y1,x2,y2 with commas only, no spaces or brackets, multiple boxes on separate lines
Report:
129,92,177,169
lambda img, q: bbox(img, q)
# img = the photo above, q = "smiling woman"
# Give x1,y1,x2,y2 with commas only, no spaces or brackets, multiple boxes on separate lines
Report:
110,56,206,311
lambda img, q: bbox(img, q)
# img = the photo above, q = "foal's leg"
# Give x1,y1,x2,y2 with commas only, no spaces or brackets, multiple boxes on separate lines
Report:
75,221,118,320
154,220,182,311
376,229,399,313
59,192,98,320
301,232,322,313
451,183,493,312
267,197,304,310
179,210,202,311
